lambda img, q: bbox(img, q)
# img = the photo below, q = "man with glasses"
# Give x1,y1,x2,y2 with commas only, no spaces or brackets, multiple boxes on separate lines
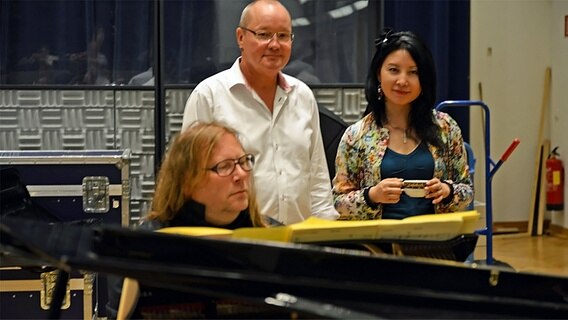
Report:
182,0,338,224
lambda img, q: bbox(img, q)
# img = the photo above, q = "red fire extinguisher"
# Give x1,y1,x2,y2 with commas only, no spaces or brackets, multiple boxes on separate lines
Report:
546,147,564,210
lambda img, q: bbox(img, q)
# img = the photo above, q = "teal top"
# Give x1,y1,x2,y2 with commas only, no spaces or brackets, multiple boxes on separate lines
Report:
332,110,473,220
381,142,434,219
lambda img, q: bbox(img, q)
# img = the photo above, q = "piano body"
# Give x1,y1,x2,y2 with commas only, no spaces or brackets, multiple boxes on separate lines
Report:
1,217,567,319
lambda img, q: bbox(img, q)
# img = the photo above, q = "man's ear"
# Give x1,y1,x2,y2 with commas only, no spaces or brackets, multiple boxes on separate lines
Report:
236,28,244,50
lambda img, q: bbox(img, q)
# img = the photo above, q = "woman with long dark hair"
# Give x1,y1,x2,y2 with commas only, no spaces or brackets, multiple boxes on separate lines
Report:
332,29,473,220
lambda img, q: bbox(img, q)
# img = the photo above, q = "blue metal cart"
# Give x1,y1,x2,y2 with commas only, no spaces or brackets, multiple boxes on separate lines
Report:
436,100,520,265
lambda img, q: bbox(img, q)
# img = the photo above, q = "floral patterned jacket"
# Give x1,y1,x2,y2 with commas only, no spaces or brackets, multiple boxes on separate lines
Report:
332,110,473,220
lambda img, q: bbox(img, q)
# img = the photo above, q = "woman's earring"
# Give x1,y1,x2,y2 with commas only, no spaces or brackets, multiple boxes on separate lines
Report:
377,84,383,101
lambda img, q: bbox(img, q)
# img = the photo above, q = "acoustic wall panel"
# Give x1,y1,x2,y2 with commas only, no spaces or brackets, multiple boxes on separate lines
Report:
0,87,365,223
0,89,157,224
342,88,367,122
312,87,366,124
164,89,192,144
114,90,156,221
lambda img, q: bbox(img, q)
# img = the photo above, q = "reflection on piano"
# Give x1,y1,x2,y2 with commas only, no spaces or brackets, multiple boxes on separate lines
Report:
1,216,567,319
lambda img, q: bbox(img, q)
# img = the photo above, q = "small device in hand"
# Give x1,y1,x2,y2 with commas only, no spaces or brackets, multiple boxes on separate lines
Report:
402,180,428,198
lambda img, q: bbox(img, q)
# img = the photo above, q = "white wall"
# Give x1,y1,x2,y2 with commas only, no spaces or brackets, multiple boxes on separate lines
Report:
470,0,567,229
550,0,568,228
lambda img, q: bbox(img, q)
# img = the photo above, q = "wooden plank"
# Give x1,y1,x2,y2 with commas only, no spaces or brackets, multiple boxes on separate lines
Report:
537,140,550,235
529,144,544,236
528,67,551,236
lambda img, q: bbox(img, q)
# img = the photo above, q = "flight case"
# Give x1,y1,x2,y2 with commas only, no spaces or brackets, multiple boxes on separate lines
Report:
0,149,131,319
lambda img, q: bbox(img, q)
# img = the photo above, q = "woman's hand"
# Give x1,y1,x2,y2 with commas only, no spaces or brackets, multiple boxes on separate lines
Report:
369,178,403,204
425,178,449,204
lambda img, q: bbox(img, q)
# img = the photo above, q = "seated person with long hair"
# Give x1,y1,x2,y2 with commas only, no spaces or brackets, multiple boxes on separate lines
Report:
107,121,272,319
141,121,268,230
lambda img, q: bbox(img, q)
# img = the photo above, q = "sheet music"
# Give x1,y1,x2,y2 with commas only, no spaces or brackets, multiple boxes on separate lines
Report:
160,211,480,243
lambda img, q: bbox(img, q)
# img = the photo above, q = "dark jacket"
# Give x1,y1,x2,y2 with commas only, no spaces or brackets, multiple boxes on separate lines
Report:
138,200,255,230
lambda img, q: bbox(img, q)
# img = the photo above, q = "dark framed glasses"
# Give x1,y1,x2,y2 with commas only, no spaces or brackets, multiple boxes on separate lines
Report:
240,26,294,43
207,154,255,177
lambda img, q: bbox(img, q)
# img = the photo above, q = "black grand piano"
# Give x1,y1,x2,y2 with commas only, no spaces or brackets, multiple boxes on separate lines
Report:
1,216,567,319
2,165,567,319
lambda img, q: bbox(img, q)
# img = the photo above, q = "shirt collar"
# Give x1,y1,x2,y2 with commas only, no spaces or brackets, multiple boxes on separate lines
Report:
230,57,293,93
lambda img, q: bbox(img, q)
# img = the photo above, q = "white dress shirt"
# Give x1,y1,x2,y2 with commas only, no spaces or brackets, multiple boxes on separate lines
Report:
181,58,339,224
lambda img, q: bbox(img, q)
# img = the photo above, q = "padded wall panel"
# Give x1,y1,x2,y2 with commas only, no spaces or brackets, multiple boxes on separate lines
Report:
0,87,366,223
0,89,156,224
114,90,156,221
164,89,192,144
312,87,366,124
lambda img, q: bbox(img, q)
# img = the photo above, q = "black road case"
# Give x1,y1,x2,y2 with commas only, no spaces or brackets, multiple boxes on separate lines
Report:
0,149,131,319
0,150,131,226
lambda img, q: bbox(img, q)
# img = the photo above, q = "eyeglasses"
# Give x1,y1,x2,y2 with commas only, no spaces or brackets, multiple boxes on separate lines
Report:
207,154,255,177
239,26,294,43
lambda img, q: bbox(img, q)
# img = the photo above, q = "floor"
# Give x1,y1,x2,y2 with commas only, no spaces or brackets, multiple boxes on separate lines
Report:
473,233,568,277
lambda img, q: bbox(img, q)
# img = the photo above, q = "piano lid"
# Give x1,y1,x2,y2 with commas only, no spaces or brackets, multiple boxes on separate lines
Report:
1,216,567,319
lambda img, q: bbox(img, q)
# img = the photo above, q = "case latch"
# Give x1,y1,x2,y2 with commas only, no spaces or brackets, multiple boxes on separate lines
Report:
40,270,71,310
82,176,110,213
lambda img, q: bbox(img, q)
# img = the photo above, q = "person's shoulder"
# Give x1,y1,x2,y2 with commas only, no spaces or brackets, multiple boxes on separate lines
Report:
434,110,462,136
190,68,236,97
196,59,240,87
348,113,374,132
342,113,375,142
196,68,232,86
434,109,458,126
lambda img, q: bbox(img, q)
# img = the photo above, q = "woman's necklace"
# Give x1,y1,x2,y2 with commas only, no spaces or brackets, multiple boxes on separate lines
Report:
385,124,408,144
